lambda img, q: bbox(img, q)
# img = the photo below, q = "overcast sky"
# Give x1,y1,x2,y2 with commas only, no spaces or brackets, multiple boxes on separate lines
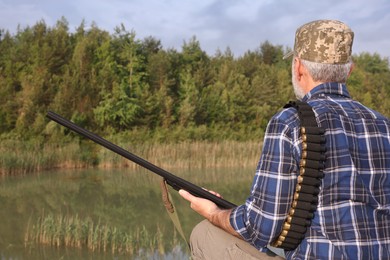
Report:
1,0,389,58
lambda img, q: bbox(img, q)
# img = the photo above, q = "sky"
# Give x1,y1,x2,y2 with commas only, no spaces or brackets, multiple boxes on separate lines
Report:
0,0,389,58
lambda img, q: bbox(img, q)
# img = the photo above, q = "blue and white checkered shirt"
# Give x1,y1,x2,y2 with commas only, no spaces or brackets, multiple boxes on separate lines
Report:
230,82,390,259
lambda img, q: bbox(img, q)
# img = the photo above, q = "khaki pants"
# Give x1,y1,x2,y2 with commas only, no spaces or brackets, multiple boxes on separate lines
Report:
190,220,285,260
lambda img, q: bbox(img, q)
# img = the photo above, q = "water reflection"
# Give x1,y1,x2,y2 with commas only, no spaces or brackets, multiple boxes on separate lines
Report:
0,167,253,259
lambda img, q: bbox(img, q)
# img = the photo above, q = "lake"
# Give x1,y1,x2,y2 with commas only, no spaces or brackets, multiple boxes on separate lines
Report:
0,166,254,259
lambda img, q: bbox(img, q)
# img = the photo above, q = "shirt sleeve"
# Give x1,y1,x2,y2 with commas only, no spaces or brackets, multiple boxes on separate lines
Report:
230,111,301,250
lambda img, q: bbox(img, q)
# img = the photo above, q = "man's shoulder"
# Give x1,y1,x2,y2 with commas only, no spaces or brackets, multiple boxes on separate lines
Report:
308,98,390,122
270,105,300,128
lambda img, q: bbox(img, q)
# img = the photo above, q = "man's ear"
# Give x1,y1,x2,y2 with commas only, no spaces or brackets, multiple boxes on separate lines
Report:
294,57,303,81
348,63,355,77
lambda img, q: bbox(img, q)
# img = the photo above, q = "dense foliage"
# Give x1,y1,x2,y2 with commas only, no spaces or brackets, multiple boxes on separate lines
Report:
1,18,389,142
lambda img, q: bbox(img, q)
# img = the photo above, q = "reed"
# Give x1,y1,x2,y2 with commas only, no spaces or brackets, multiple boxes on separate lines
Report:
0,139,90,175
25,213,174,256
0,138,262,175
0,139,45,175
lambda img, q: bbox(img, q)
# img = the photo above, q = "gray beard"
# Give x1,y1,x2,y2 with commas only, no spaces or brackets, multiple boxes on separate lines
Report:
292,66,305,100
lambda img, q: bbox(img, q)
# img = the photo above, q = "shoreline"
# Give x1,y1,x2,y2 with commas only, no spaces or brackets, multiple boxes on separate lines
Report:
0,139,262,176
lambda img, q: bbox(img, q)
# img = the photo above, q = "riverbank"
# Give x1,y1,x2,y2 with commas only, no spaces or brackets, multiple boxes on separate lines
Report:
0,138,262,175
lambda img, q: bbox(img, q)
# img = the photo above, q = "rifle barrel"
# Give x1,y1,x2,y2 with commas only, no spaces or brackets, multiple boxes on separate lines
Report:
46,111,237,209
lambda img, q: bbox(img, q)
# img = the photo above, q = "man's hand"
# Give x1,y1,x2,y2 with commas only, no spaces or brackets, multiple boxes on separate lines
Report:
179,189,240,237
178,189,221,220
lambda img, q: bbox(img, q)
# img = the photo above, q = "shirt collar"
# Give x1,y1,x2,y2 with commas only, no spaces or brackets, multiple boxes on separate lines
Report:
302,82,351,102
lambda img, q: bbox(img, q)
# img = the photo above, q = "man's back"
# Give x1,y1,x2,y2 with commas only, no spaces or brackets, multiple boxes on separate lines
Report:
302,83,390,259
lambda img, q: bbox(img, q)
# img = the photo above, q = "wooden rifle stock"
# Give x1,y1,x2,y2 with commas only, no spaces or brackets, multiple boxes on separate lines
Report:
46,111,237,209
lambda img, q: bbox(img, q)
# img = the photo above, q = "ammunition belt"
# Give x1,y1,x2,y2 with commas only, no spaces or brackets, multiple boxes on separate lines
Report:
272,101,326,251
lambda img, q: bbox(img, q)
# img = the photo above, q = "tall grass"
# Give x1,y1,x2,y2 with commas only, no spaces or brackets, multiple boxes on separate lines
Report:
1,139,262,175
25,213,173,256
0,139,46,175
100,140,261,169
0,139,94,175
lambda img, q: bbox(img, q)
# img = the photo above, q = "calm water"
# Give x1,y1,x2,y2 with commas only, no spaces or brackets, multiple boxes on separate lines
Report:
0,167,253,259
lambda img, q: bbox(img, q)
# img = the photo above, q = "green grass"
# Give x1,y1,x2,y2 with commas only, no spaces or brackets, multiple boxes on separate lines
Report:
25,213,175,256
1,138,262,175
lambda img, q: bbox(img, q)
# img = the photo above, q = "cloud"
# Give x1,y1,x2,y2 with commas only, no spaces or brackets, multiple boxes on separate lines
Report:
0,1,51,30
0,0,389,57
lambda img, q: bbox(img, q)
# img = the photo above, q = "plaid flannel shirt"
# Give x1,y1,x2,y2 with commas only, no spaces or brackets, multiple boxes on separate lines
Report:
230,82,390,259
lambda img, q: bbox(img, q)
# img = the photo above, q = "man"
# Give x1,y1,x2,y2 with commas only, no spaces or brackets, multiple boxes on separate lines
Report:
179,20,390,259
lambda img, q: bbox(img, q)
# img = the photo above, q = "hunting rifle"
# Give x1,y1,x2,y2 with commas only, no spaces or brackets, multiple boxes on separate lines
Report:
47,111,237,209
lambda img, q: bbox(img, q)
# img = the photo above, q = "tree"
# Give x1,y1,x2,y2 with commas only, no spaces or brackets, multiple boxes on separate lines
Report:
259,40,284,65
0,31,20,133
145,50,176,128
93,25,144,131
178,68,198,127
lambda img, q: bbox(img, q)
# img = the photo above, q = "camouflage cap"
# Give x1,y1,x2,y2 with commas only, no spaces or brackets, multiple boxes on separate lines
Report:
284,20,354,64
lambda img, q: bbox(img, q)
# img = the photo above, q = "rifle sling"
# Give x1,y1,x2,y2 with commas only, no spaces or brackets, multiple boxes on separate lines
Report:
160,179,189,248
271,101,326,251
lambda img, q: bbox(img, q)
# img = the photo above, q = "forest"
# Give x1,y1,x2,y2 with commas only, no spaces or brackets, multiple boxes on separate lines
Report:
0,18,390,173
1,17,390,141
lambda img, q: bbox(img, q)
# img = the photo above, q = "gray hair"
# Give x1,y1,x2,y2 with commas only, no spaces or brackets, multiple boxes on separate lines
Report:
300,58,353,83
